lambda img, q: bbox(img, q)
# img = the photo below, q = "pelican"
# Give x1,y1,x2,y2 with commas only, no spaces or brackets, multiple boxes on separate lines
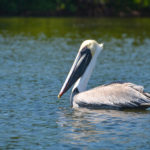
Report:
58,40,150,109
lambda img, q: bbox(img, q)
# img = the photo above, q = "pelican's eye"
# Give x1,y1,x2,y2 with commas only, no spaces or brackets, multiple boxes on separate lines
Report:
80,47,91,56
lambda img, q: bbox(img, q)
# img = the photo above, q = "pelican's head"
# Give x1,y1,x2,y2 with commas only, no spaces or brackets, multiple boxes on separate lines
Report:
58,40,103,98
79,40,103,56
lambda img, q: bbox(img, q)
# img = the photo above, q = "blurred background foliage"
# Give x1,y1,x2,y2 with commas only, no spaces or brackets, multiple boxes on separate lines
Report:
0,0,150,17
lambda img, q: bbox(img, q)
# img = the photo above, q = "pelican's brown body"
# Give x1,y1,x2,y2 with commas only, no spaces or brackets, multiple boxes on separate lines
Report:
73,82,150,109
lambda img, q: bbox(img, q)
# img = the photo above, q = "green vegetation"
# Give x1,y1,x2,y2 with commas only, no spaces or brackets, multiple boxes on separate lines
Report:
0,0,150,17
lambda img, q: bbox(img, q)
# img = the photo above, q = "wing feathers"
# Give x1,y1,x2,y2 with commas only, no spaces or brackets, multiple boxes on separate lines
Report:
74,82,150,109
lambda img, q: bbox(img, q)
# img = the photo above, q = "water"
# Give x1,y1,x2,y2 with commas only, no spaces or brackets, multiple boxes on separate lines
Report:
0,17,150,149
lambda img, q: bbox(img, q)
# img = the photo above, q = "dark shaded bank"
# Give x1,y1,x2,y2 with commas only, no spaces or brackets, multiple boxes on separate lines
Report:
0,0,150,17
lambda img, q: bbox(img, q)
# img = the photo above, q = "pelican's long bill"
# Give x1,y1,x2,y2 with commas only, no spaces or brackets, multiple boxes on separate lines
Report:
58,47,92,98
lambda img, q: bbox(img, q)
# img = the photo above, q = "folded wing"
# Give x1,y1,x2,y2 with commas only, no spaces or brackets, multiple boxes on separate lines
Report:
74,82,150,109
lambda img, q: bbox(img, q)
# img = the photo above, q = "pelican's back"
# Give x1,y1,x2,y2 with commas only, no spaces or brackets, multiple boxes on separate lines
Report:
73,82,150,109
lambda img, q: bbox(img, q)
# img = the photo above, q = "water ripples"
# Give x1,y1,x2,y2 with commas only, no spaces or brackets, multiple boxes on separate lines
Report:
0,18,150,149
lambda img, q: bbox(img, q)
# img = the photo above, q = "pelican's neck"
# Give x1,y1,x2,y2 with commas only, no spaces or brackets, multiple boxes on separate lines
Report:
72,50,100,94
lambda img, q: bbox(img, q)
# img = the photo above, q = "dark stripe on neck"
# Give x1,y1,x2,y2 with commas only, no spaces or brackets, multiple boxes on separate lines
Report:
70,88,79,107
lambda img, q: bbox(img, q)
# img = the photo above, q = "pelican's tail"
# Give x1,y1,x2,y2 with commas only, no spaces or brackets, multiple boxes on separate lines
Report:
141,92,150,109
140,103,150,108
144,92,150,98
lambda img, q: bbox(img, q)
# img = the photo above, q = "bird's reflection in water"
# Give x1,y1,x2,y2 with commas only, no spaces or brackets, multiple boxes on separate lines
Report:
57,107,150,145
